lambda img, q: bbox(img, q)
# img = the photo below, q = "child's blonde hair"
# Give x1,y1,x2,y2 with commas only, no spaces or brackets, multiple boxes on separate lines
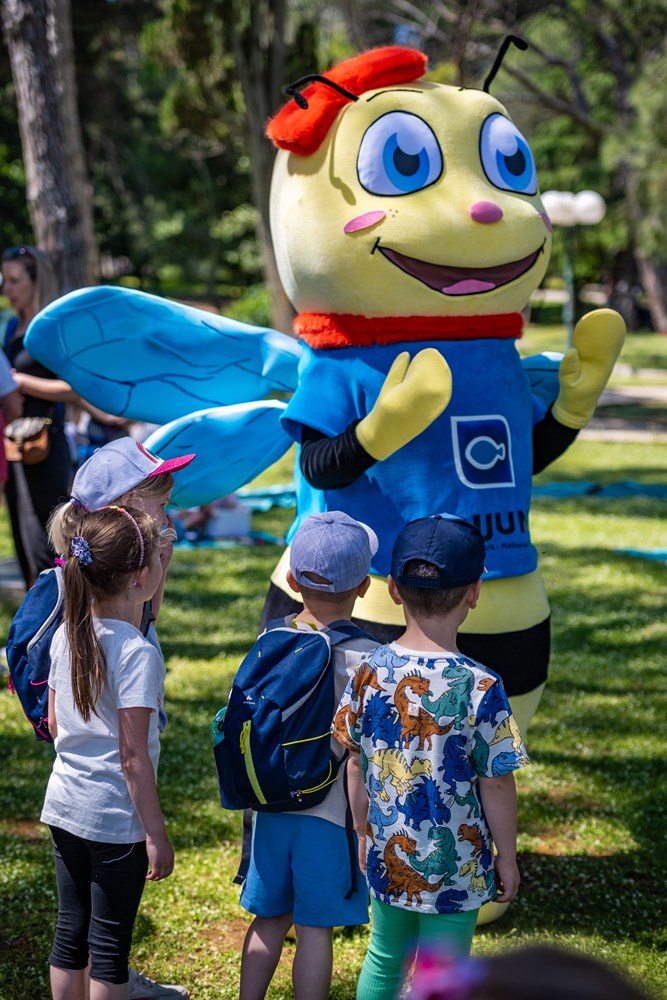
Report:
49,470,174,555
64,506,159,722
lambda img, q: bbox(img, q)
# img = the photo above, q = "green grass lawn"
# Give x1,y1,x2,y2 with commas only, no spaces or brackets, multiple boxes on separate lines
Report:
1,388,666,996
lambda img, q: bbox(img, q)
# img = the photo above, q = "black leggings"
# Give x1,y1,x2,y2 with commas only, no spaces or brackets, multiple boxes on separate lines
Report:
49,826,148,985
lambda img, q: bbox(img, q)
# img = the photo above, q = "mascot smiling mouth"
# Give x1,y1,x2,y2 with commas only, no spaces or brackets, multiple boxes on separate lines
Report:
376,242,545,296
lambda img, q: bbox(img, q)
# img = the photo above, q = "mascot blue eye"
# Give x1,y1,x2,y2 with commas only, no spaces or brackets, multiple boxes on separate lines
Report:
480,114,537,195
357,112,443,196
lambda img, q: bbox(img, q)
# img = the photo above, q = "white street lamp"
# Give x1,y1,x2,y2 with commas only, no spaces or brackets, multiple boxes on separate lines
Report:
541,190,607,344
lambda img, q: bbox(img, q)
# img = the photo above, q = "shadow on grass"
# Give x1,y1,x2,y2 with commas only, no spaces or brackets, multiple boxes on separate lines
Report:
501,850,667,946
534,470,667,489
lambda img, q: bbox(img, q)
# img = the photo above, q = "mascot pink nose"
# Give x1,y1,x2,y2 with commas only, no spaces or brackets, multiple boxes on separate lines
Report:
470,201,504,224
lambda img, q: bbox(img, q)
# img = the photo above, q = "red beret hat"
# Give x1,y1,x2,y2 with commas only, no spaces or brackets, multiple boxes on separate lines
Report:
266,46,428,156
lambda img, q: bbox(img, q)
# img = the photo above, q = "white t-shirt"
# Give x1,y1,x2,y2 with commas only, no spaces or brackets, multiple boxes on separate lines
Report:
41,618,166,844
0,350,16,398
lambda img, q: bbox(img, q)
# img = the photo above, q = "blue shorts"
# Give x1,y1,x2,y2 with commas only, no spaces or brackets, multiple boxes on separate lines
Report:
240,812,369,928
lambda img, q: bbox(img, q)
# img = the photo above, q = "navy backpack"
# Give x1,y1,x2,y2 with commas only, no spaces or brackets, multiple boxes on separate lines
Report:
213,617,373,812
6,567,64,742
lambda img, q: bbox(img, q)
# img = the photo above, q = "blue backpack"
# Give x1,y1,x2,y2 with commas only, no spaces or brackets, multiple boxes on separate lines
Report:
6,567,64,742
213,617,373,812
7,566,155,743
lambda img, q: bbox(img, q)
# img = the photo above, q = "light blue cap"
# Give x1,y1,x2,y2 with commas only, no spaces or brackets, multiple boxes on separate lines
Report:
290,510,378,592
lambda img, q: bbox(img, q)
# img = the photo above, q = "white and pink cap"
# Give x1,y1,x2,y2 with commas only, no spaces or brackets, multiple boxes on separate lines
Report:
71,437,195,512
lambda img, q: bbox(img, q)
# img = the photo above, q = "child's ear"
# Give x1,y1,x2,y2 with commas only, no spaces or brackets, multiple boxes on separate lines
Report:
357,575,371,598
467,579,482,609
387,575,403,606
286,569,301,594
133,564,150,590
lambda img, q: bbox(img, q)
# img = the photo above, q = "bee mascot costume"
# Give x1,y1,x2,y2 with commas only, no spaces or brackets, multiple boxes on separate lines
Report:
25,44,624,925
261,46,625,922
262,45,624,730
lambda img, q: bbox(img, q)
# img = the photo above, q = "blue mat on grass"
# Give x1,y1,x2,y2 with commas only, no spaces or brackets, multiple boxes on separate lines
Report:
614,548,667,564
533,480,667,500
173,481,665,548
175,529,284,549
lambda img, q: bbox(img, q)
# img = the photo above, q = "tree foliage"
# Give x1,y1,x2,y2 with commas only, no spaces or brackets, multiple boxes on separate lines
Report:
1,0,666,329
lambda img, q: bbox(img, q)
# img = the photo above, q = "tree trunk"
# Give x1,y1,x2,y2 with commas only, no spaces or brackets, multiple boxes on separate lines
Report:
46,0,98,284
1,0,91,293
620,158,667,334
230,0,296,336
635,255,667,334
246,124,296,337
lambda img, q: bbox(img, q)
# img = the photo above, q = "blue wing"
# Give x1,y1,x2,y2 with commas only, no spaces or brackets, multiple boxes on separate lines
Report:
521,352,563,412
143,401,293,507
24,286,302,424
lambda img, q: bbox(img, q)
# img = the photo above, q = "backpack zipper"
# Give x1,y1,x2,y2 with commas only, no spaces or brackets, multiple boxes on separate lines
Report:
294,761,336,800
239,720,267,804
282,730,330,747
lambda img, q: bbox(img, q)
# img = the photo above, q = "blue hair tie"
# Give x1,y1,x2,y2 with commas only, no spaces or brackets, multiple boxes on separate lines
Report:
71,536,93,566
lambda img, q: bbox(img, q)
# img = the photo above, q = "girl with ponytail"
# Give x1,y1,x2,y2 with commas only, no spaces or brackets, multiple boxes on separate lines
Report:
40,505,186,1000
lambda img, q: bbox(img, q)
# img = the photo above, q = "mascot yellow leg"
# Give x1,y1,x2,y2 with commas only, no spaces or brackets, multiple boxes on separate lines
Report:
475,682,546,928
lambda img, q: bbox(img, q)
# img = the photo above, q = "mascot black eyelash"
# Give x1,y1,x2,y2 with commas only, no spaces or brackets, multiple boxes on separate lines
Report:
26,40,625,922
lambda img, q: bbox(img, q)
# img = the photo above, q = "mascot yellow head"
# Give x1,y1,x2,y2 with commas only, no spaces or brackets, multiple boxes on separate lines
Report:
268,46,552,332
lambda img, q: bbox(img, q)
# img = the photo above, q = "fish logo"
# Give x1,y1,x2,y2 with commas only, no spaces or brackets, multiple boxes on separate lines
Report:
452,416,515,489
464,436,506,470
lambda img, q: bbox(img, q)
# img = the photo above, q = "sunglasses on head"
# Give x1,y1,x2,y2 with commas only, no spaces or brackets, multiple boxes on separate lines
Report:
2,245,35,261
1,245,38,285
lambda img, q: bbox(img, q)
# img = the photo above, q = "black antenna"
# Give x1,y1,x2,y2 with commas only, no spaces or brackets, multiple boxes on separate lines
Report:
483,35,528,93
284,74,359,110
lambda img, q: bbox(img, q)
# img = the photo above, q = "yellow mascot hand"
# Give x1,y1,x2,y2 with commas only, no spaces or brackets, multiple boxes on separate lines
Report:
356,349,452,461
552,308,626,430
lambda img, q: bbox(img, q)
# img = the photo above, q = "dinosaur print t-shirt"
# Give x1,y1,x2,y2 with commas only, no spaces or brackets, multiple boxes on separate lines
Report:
333,642,528,914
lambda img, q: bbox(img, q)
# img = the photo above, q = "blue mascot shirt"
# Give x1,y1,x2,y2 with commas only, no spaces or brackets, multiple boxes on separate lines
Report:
283,340,543,581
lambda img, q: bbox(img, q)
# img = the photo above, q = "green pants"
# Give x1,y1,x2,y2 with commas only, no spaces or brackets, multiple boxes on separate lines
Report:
357,895,478,1000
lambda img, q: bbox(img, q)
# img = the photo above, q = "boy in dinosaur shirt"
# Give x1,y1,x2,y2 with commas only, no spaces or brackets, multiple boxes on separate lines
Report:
333,514,528,1000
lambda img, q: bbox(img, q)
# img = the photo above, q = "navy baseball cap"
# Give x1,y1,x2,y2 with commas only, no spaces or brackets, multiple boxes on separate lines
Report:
390,514,486,589
290,511,378,592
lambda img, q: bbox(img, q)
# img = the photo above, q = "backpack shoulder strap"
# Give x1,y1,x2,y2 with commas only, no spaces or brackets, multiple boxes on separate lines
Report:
324,620,377,647
262,615,296,635
233,808,254,886
342,759,358,899
263,617,374,648
25,566,65,653
139,599,155,637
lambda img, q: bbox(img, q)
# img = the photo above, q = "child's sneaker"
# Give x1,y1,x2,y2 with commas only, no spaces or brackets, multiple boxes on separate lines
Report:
128,968,189,998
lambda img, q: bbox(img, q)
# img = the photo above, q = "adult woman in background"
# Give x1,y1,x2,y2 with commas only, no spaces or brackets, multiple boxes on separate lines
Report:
1,245,72,586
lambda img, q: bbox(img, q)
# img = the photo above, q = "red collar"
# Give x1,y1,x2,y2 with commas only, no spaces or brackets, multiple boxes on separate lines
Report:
295,312,524,350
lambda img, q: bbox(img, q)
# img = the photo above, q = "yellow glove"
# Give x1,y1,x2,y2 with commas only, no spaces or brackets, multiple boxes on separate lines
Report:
552,309,626,430
356,348,453,461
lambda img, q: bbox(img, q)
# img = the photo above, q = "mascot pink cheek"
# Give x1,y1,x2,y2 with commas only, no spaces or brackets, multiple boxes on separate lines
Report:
344,210,387,233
